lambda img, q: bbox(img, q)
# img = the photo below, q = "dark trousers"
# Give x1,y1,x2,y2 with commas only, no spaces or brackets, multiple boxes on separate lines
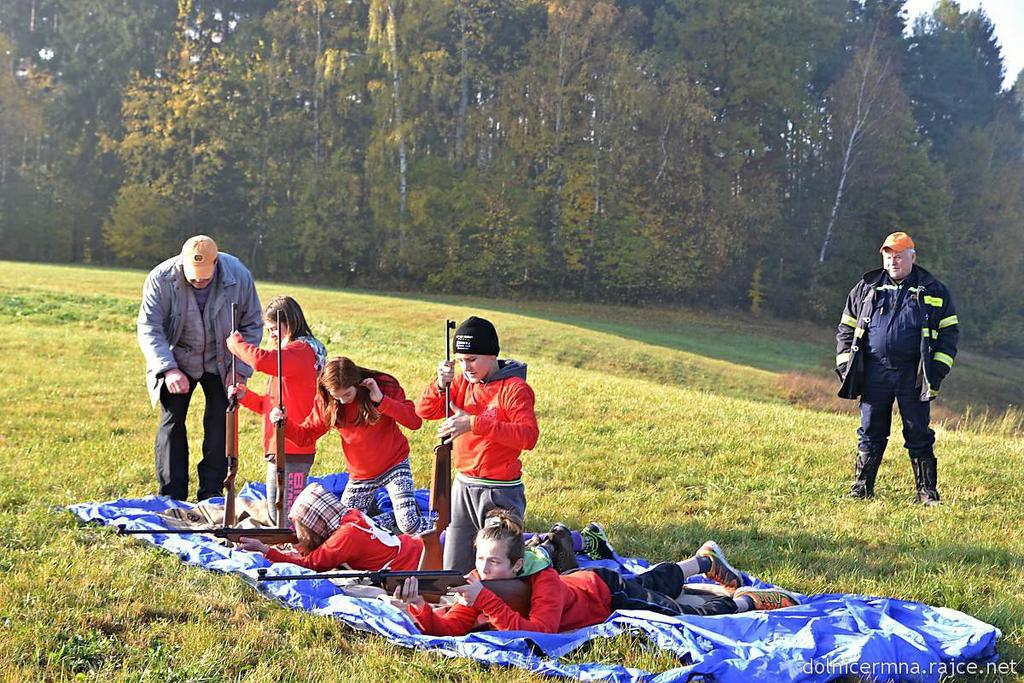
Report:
857,362,935,457
584,563,737,617
155,372,228,501
444,478,527,573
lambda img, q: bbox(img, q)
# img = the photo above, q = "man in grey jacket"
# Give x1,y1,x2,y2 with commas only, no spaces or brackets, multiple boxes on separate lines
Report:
137,235,263,501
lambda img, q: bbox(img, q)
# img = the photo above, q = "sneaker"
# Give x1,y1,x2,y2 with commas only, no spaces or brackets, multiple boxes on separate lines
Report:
696,541,742,589
734,587,801,611
581,522,615,560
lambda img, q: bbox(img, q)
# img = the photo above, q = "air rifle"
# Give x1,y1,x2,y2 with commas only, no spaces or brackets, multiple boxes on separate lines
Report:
273,309,288,528
418,319,457,571
117,524,298,545
223,302,239,527
256,567,532,617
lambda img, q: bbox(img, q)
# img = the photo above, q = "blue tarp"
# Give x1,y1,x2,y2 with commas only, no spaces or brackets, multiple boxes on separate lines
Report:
67,474,1001,683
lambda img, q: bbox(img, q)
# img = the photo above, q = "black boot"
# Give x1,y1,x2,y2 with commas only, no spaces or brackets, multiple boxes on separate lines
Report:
910,454,940,505
525,523,578,573
849,450,883,498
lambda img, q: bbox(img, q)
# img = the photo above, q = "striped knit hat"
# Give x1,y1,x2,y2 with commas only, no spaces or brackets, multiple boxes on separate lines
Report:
289,483,345,538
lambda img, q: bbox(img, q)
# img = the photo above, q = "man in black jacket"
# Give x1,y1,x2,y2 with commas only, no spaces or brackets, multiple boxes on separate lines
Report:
834,232,959,505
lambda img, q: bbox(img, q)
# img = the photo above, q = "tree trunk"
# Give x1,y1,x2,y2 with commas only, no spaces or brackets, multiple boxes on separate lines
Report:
454,1,468,170
817,29,889,263
313,4,322,169
387,2,407,217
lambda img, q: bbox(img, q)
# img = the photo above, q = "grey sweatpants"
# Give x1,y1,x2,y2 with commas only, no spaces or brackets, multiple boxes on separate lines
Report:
443,476,526,573
266,453,315,527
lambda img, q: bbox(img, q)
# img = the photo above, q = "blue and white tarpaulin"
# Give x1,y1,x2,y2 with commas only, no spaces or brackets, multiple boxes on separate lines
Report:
67,474,1001,683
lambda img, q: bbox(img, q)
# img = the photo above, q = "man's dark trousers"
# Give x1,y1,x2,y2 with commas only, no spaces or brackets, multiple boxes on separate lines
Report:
857,361,935,458
155,372,228,501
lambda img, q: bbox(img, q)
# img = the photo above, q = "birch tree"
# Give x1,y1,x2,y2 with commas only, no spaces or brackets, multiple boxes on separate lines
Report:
818,28,903,263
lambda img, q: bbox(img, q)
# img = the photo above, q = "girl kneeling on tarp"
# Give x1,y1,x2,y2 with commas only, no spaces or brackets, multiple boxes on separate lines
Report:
273,357,430,535
238,482,423,571
393,509,801,636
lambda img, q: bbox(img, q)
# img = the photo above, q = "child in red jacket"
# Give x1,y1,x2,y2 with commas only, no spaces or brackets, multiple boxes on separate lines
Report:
415,316,538,572
274,357,430,535
238,482,423,571
393,510,801,636
227,296,326,525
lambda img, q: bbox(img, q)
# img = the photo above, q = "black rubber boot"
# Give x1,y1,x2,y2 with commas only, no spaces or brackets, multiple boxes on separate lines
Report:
525,524,578,573
849,450,883,498
910,453,940,506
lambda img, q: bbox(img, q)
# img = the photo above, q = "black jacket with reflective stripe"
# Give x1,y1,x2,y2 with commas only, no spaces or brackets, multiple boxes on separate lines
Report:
835,265,959,401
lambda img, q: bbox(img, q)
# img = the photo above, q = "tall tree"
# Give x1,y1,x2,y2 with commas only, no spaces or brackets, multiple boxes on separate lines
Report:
818,27,905,263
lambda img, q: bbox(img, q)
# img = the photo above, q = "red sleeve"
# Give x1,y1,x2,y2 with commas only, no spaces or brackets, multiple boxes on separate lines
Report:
264,527,355,572
409,601,481,637
376,377,422,430
237,386,266,415
472,569,564,633
415,379,447,420
471,382,539,451
264,547,303,565
227,333,312,377
284,399,331,448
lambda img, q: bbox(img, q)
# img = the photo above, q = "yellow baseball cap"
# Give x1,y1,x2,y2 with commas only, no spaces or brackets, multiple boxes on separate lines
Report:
181,235,218,280
880,231,914,253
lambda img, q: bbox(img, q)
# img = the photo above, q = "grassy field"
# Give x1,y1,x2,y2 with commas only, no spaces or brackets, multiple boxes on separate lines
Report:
0,260,1021,682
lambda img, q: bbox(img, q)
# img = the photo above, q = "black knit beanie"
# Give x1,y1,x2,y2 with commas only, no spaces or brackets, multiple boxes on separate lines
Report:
453,316,500,355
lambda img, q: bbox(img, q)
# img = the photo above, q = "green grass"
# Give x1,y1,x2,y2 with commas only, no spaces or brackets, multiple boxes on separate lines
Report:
0,260,1021,682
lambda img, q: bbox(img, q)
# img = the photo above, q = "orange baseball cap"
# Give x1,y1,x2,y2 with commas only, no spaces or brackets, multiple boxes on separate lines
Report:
880,231,914,253
181,235,218,280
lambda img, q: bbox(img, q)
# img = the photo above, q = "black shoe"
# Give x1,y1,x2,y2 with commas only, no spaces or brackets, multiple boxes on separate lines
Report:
545,523,579,573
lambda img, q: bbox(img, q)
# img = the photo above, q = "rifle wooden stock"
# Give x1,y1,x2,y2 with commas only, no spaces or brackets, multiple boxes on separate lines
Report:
419,319,457,571
118,525,299,545
418,441,452,571
223,302,239,526
273,417,286,525
257,568,533,617
223,407,238,526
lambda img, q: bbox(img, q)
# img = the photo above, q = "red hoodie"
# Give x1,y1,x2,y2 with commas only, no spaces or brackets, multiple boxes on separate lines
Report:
285,375,421,481
264,508,423,571
227,332,320,455
409,567,612,636
415,363,538,481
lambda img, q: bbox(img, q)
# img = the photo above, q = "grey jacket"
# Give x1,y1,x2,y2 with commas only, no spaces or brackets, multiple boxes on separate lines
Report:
137,252,263,406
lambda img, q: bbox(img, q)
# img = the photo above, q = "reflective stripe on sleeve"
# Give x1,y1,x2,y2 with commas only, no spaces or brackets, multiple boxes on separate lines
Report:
924,295,944,307
836,352,851,367
938,315,959,329
841,314,858,328
934,352,954,368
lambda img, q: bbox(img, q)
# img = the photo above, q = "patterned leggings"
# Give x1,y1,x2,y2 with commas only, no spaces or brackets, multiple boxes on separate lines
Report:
340,458,430,535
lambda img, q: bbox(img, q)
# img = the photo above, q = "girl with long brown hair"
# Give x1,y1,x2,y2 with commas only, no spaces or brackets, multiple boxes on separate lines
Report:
272,357,430,534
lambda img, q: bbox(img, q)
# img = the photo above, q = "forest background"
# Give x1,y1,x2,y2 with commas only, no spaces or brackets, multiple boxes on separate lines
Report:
1,0,1022,355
